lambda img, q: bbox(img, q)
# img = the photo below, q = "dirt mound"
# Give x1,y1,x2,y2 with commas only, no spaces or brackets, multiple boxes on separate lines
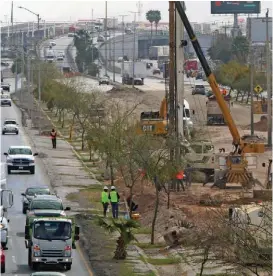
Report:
244,115,268,132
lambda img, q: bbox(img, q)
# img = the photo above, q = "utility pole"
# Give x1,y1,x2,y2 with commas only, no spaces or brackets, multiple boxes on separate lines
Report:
132,12,137,88
11,1,14,47
21,31,25,77
266,9,272,147
27,54,31,118
104,1,108,76
119,15,128,75
38,62,41,135
91,9,94,62
249,17,254,135
113,17,116,82
169,1,175,162
175,3,185,157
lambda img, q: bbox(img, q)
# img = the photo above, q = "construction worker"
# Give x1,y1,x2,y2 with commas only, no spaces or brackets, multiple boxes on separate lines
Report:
176,170,185,191
184,164,192,187
101,186,110,218
109,186,120,218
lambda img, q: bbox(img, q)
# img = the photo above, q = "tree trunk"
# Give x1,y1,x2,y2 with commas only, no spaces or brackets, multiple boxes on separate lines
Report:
69,114,76,140
61,110,65,128
167,190,170,209
199,248,209,276
151,179,159,244
58,109,62,123
114,236,127,260
81,129,85,150
155,23,158,35
89,146,92,161
129,187,133,218
110,160,114,186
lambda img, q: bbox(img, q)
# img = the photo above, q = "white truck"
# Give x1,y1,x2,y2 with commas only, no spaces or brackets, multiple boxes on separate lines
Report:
206,95,231,125
122,61,147,85
44,48,55,63
229,203,272,264
149,46,164,60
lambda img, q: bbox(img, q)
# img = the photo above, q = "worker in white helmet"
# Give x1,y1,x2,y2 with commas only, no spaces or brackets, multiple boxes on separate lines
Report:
101,186,110,217
108,186,120,218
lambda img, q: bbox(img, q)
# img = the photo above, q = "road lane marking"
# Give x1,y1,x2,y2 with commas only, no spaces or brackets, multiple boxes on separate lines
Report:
77,243,94,276
12,255,16,264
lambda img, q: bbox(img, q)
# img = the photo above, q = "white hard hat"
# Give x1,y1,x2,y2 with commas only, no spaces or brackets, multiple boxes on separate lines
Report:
103,186,108,190
111,186,116,190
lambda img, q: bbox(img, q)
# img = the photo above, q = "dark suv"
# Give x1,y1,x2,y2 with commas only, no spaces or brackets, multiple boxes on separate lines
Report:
26,195,71,225
192,85,206,95
21,186,51,214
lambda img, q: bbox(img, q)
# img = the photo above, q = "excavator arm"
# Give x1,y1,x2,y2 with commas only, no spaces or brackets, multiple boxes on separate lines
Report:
175,2,264,155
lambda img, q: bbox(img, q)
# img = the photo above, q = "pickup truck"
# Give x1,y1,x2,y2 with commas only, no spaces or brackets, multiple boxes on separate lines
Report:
25,217,80,271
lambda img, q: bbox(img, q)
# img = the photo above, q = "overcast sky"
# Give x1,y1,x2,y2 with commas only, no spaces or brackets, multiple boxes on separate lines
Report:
0,1,272,24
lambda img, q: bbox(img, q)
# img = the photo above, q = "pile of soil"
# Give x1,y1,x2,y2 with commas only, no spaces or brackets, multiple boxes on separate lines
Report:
244,115,268,132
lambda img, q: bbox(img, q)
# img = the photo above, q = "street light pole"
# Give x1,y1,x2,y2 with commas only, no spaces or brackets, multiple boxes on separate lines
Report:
266,9,272,147
113,17,116,82
119,15,129,75
129,11,138,88
104,1,108,76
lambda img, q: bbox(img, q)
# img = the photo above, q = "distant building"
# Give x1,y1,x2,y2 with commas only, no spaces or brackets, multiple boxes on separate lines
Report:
202,23,211,34
192,22,202,34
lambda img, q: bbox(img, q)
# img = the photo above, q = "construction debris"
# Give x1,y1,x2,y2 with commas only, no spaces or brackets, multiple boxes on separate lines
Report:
244,115,268,132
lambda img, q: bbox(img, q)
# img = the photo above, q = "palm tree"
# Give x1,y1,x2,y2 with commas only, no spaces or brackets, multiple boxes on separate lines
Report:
146,10,155,45
96,217,140,260
153,10,161,35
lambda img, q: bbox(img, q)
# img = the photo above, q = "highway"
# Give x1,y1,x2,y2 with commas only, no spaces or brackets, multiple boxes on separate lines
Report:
40,35,113,93
1,76,92,275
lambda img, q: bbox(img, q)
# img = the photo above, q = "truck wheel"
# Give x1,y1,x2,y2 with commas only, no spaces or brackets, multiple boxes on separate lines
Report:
28,249,32,266
16,131,19,135
30,167,35,174
23,207,27,214
7,167,11,174
2,131,5,135
31,262,39,271
1,264,5,273
1,242,7,249
65,263,72,270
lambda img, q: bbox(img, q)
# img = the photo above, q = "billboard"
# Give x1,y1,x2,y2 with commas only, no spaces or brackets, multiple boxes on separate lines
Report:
247,17,272,43
211,1,261,14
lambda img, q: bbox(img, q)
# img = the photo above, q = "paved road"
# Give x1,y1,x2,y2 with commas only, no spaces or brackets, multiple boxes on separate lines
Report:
1,77,93,275
39,36,113,93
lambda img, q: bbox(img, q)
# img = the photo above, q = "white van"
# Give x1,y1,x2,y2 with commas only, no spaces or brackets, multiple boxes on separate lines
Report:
178,99,194,131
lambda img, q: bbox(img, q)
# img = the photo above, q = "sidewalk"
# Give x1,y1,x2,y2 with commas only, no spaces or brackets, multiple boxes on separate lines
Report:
11,91,160,276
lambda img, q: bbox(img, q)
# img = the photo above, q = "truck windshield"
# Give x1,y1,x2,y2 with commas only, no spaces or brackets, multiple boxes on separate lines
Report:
8,148,32,155
30,200,63,210
33,221,71,240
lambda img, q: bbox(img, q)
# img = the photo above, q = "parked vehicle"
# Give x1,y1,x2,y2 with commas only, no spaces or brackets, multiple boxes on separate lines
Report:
0,216,9,249
153,68,161,75
207,95,231,125
192,84,206,95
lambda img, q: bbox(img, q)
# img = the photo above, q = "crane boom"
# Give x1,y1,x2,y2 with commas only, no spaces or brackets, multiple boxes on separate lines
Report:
175,2,241,146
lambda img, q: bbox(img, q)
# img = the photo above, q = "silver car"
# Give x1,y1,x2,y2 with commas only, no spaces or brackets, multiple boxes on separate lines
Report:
2,119,19,135
1,94,11,106
192,85,206,95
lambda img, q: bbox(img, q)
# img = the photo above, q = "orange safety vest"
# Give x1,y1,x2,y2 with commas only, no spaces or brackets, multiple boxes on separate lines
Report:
176,171,184,180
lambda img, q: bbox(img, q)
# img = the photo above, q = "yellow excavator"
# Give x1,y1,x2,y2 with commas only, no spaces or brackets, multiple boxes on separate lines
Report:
175,2,265,189
136,98,168,136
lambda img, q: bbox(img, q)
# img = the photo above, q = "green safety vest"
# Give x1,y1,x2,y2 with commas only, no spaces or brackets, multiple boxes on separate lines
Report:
110,191,118,203
101,191,109,203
